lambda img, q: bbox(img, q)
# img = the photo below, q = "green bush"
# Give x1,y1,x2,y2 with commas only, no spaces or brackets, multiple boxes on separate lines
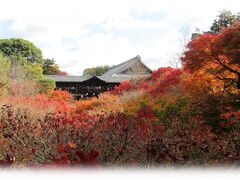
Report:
0,53,10,96
38,77,56,93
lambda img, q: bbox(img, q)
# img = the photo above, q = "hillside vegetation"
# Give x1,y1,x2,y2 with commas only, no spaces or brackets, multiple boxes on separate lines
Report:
0,13,239,167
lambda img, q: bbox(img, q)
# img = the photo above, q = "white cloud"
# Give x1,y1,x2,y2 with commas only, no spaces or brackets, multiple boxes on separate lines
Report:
0,0,239,74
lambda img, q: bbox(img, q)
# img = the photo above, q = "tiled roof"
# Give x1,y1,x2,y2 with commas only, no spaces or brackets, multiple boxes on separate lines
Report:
102,55,151,76
46,55,151,83
98,76,132,83
45,75,91,82
45,75,133,83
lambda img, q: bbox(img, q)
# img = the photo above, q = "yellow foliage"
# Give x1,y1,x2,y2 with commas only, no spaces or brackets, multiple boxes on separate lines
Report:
123,92,148,116
76,97,99,112
68,141,77,149
76,93,124,115
89,93,124,114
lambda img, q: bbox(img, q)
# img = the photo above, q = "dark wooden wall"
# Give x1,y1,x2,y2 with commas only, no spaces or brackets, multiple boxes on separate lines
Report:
55,81,119,99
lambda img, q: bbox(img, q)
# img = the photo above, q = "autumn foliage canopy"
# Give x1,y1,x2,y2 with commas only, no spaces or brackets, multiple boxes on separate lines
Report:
0,22,240,168
182,22,240,92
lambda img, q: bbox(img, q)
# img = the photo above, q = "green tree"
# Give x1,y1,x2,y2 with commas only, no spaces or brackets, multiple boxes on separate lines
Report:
38,78,56,93
0,38,44,64
43,58,68,75
0,53,10,96
210,10,240,33
8,56,43,81
6,56,44,96
83,65,113,76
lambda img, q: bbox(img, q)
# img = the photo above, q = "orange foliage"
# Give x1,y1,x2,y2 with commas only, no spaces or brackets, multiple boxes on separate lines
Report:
50,90,73,102
76,98,99,112
8,80,40,96
76,93,124,114
0,93,75,116
182,23,240,92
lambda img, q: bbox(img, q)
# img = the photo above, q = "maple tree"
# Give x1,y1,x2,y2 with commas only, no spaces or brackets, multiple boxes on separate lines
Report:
50,90,73,102
110,80,133,95
1,12,240,167
181,22,240,91
0,64,240,167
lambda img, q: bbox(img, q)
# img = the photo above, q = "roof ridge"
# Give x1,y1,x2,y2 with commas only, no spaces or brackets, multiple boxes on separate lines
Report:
102,55,141,76
137,58,152,73
112,57,139,75
115,55,140,67
46,75,93,78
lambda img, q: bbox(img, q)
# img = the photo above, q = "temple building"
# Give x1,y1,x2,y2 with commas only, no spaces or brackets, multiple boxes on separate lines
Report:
46,55,152,99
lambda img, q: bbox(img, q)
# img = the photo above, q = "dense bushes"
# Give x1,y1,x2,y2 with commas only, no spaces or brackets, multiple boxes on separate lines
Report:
0,23,239,167
0,53,10,96
0,65,239,167
38,78,56,93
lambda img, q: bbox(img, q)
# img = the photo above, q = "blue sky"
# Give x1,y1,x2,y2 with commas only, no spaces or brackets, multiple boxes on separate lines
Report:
0,0,239,75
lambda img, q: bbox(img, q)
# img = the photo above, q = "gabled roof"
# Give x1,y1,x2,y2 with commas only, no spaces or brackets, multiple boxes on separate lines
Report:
46,55,152,84
102,55,152,77
98,76,133,83
45,75,91,83
45,75,132,83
